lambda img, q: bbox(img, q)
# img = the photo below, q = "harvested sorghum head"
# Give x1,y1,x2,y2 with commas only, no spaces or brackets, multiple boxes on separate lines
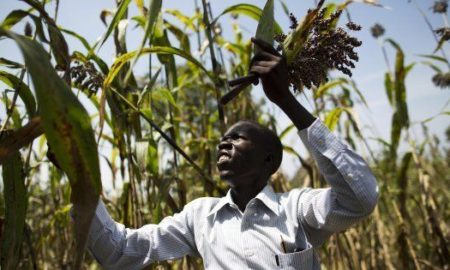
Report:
275,7,362,91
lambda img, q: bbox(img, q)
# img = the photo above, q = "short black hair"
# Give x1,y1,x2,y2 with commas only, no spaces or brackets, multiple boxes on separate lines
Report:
235,120,283,175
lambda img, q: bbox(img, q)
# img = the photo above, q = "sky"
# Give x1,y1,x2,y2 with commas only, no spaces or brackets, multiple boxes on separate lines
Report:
0,0,449,185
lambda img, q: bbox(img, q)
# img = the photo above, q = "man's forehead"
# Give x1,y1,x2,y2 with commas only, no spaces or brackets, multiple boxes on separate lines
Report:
224,122,263,136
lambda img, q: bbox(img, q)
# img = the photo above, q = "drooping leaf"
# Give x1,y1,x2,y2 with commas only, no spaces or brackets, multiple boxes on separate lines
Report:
324,107,344,131
0,57,24,69
2,29,102,270
0,70,36,117
165,20,191,53
97,0,132,49
48,24,70,71
0,151,27,270
278,0,290,16
104,46,211,88
212,4,282,35
314,78,348,99
254,0,274,55
1,10,29,30
279,124,295,140
60,28,109,74
418,54,449,64
138,67,161,105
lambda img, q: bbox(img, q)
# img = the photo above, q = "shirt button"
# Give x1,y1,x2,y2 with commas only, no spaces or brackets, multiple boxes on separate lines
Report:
347,173,354,179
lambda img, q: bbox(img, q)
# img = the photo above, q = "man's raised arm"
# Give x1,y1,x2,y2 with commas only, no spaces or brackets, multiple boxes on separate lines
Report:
250,38,379,246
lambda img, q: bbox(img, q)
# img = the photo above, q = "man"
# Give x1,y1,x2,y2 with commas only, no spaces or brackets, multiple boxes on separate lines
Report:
86,38,378,269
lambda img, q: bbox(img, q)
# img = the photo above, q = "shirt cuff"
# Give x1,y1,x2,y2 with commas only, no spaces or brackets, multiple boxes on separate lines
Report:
88,200,115,243
298,119,346,160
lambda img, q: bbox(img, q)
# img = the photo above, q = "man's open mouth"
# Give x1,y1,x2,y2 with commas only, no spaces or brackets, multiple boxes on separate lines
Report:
217,151,231,164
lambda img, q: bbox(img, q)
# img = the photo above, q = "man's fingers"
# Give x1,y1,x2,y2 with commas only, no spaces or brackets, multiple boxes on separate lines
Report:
251,37,280,56
249,65,272,75
252,51,280,62
252,60,277,68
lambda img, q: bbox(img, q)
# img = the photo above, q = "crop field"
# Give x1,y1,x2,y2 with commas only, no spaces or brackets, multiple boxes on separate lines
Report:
0,0,448,269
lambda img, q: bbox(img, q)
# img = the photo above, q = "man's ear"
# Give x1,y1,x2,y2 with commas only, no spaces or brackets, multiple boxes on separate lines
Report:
265,154,273,163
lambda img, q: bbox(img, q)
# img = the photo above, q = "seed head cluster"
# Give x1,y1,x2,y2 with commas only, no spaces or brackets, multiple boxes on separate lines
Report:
435,27,450,41
371,23,385,39
432,72,450,88
275,9,362,90
70,61,103,95
432,0,448,14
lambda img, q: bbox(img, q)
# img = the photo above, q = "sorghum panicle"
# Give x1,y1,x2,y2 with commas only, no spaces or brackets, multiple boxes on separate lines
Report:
275,8,362,91
432,72,450,88
70,61,103,95
435,27,450,41
371,23,385,39
432,0,448,14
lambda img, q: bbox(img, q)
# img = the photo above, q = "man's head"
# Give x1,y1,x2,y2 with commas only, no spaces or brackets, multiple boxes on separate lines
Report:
216,120,282,188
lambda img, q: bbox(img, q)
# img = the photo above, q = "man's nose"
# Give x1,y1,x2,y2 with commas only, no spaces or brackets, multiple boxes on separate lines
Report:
218,139,232,150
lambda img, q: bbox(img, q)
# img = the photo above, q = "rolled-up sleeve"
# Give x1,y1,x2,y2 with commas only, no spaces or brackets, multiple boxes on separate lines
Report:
87,200,198,269
297,119,379,246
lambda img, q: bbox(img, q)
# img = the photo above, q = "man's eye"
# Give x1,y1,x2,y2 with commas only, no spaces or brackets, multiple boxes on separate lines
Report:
234,134,246,140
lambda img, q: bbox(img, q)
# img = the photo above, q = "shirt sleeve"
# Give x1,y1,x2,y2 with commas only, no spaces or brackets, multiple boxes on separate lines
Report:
87,200,199,269
296,119,379,246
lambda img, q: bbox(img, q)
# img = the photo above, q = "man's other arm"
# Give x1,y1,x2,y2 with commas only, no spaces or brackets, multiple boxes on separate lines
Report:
84,199,199,269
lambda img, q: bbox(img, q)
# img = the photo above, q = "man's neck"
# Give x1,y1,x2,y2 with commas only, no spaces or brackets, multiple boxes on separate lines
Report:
230,182,267,212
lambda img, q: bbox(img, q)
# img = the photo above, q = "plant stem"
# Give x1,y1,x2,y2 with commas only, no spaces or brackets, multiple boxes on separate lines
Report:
201,0,226,131
109,87,224,195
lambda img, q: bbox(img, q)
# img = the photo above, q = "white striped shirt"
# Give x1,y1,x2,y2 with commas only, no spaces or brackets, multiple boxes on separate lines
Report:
87,119,378,269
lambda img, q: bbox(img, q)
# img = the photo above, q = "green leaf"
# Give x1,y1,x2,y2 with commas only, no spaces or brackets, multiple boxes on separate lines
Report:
165,21,191,53
324,107,344,131
384,72,394,106
212,4,282,35
418,54,449,64
138,67,161,105
140,0,162,49
0,70,37,117
386,39,410,128
314,78,348,99
0,57,24,69
1,151,27,270
97,0,132,49
279,124,294,140
125,0,166,86
152,88,179,109
2,29,102,270
1,10,29,30
254,0,274,55
278,0,290,17
48,24,70,71
104,46,211,88
60,27,92,51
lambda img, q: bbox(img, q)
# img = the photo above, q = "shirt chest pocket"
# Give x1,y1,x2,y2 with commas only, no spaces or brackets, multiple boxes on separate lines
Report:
275,247,314,269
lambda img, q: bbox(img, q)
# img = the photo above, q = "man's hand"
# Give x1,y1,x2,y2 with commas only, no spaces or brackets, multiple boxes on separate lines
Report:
250,37,316,130
249,38,293,106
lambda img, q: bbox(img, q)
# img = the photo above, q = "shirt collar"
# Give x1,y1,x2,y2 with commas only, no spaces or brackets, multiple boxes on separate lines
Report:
207,185,279,217
255,185,280,215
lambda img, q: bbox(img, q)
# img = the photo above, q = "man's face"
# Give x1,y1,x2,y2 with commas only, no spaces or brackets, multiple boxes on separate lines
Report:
216,122,269,187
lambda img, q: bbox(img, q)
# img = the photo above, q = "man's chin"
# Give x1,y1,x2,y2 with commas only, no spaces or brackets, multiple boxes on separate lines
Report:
218,170,238,185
